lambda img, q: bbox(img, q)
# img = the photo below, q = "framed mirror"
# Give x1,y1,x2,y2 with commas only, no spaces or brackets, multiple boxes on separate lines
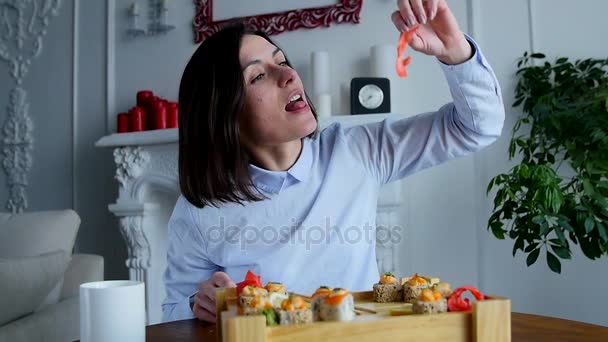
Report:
193,0,363,43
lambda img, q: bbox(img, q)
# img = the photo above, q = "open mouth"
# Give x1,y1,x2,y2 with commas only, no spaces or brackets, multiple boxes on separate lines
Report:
285,93,307,112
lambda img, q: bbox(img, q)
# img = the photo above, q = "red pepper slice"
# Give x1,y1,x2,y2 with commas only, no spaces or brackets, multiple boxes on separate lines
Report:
236,270,263,296
447,285,486,312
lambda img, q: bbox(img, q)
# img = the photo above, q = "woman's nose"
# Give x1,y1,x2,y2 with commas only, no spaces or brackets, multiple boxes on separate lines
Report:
277,66,296,88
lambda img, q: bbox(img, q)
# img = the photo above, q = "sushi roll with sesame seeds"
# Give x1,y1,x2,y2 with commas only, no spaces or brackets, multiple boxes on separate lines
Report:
238,285,268,309
277,296,313,325
412,289,448,314
373,272,403,302
402,274,430,303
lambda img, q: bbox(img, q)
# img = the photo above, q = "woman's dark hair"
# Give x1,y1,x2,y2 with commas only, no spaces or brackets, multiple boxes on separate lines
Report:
178,22,318,208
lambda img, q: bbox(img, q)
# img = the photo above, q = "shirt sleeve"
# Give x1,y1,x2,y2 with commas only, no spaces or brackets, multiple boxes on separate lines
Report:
162,196,219,322
341,35,505,185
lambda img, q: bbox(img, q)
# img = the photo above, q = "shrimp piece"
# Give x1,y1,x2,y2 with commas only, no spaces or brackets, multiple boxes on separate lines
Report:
396,25,420,78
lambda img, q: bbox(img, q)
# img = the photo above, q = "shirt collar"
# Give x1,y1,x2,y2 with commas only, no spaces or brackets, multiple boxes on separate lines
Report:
248,138,313,194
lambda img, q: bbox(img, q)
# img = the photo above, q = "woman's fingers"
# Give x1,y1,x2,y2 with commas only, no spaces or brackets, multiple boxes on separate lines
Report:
397,0,434,27
426,0,439,20
193,298,217,323
391,11,408,32
397,0,417,28
211,272,236,288
409,0,426,24
196,292,217,314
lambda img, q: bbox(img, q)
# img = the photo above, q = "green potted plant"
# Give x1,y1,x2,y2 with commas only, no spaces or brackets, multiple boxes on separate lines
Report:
487,52,608,273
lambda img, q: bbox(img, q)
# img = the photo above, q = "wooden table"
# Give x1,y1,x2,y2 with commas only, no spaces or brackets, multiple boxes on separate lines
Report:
146,313,608,341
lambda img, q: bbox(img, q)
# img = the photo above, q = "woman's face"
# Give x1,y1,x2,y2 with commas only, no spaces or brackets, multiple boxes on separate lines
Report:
238,34,317,147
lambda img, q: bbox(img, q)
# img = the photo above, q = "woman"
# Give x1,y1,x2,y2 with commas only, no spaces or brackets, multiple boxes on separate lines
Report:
162,0,505,323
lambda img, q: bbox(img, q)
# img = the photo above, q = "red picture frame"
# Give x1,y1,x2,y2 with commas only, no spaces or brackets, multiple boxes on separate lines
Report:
193,0,363,44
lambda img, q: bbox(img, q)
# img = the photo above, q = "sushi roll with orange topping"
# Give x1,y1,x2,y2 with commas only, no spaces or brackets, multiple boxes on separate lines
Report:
265,282,288,308
310,286,332,321
403,274,430,303
432,282,452,298
373,272,403,302
277,295,313,325
319,288,355,321
238,285,268,309
239,294,272,316
412,289,447,314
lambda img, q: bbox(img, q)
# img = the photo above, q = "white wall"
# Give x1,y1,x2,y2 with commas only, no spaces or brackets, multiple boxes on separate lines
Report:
476,0,608,327
1,0,606,327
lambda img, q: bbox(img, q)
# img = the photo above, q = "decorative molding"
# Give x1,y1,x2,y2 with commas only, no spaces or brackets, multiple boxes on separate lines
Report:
2,87,32,212
193,0,362,43
0,0,62,212
113,146,150,188
118,215,151,271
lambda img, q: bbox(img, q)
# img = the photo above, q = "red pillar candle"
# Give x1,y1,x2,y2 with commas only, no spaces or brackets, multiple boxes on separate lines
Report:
137,90,153,108
117,112,128,133
167,102,178,128
129,106,145,132
154,101,167,129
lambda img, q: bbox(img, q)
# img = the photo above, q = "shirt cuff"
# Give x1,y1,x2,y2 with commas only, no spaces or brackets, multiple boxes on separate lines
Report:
437,34,501,97
174,293,197,321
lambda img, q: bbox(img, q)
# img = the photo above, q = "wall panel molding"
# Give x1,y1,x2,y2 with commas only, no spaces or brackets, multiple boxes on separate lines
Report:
0,0,62,213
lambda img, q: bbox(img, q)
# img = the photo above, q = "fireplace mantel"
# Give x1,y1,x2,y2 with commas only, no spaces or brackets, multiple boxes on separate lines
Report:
95,113,408,324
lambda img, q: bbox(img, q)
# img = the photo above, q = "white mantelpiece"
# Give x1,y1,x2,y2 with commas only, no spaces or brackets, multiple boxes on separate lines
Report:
95,113,407,324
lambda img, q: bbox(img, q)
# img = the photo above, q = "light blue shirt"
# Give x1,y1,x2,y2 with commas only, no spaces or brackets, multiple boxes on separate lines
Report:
162,37,505,322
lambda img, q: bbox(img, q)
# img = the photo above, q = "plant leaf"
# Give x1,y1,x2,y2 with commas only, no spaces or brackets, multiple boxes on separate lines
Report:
490,221,505,240
547,251,562,273
554,225,567,245
525,242,539,253
486,178,495,195
531,53,546,59
585,216,595,234
527,248,540,266
551,244,571,259
597,222,608,242
513,237,525,257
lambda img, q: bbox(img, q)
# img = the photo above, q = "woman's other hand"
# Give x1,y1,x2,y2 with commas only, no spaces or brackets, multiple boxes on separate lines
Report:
192,272,236,323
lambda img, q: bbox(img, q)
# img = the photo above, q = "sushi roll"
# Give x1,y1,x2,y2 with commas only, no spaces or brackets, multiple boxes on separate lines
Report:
319,288,355,321
402,274,430,303
277,296,313,325
238,285,268,309
239,294,271,316
265,282,287,295
412,289,447,314
310,286,332,321
265,282,288,308
373,272,403,302
432,282,452,298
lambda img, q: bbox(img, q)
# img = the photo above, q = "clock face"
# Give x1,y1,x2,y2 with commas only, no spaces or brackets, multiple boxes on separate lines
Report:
358,84,384,110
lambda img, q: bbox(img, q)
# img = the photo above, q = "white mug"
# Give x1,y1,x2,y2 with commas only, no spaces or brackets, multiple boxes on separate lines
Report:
80,280,146,342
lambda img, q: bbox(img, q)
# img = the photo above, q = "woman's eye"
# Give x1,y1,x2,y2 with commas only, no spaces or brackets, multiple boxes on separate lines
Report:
252,73,265,83
279,61,289,66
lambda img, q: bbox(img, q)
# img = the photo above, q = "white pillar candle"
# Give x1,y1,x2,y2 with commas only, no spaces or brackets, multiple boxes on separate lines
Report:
314,93,332,118
311,51,329,97
370,44,396,78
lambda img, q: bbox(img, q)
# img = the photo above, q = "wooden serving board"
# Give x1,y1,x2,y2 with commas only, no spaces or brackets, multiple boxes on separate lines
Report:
216,288,511,342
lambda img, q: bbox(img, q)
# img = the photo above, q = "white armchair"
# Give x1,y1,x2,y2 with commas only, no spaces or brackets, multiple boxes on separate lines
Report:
0,210,104,342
